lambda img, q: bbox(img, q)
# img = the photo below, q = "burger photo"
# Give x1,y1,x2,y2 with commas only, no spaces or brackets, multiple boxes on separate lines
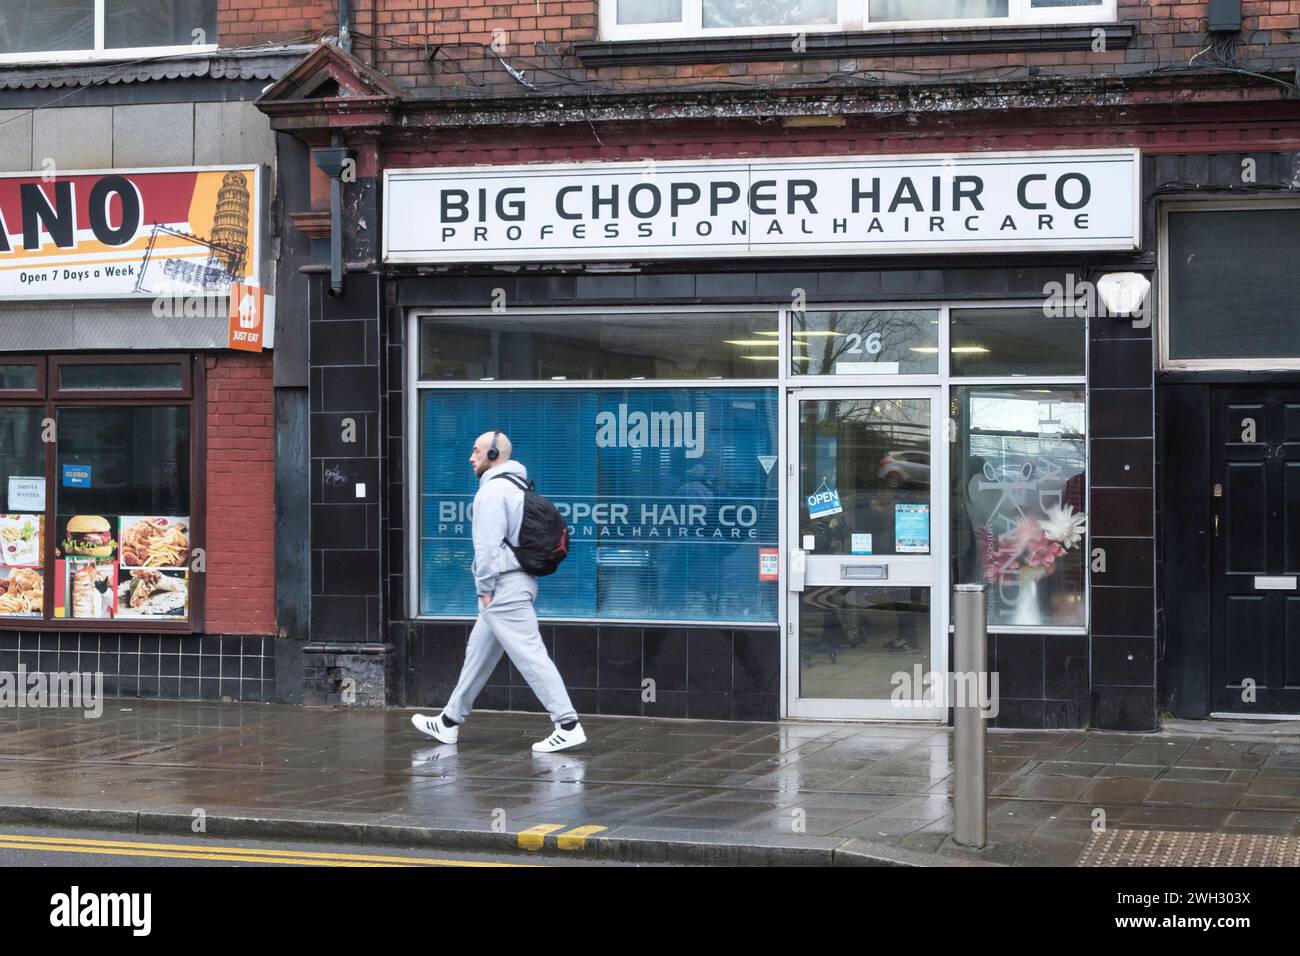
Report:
61,515,117,558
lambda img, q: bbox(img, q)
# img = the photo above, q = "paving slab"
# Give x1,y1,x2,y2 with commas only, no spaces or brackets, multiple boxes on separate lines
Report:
0,701,1297,866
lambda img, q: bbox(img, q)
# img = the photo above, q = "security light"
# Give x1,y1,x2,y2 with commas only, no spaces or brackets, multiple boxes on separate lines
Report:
1096,272,1151,318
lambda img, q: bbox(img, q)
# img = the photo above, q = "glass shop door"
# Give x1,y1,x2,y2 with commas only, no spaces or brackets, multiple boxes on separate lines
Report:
786,387,948,720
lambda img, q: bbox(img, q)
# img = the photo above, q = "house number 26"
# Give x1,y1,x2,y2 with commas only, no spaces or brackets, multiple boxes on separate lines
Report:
845,332,882,355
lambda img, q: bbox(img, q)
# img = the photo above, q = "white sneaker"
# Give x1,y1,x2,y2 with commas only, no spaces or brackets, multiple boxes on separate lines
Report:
532,723,586,753
411,712,459,745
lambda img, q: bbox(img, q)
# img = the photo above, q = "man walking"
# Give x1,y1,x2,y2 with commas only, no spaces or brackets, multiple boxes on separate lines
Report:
412,431,587,753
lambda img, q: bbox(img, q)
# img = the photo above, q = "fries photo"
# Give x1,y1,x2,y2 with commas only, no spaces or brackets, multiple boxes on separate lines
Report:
0,567,43,615
119,516,189,568
0,514,42,567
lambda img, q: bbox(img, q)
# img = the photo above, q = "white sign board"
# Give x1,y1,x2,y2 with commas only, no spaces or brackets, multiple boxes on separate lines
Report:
0,165,262,300
7,477,44,512
384,149,1141,264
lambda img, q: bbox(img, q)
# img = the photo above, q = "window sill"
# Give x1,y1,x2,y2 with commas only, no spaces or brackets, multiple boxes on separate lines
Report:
574,24,1134,68
1,619,196,633
0,44,219,67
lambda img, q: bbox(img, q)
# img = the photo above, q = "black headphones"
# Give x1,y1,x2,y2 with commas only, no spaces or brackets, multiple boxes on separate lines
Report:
487,431,501,461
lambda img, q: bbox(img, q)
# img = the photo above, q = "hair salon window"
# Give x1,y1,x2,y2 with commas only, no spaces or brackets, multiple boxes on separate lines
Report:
789,309,941,376
600,0,1114,41
0,355,198,629
948,308,1087,630
415,311,780,624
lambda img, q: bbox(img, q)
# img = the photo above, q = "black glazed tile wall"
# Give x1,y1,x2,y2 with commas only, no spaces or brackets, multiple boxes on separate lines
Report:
404,622,780,720
0,632,274,702
992,632,1045,701
990,698,1046,729
1090,439,1154,487
1091,685,1156,731
1091,587,1156,638
1090,488,1154,536
1092,635,1156,686
309,274,385,646
1043,634,1089,702
1089,283,1157,732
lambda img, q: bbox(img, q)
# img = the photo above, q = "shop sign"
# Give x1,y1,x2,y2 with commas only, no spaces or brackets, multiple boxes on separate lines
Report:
7,477,43,512
227,283,275,352
385,149,1140,264
0,165,261,299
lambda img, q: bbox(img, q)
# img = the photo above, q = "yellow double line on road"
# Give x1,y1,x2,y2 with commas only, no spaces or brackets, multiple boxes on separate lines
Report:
0,833,530,867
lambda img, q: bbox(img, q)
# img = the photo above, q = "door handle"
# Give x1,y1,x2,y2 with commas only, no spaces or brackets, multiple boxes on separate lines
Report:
790,549,806,593
1213,513,1219,537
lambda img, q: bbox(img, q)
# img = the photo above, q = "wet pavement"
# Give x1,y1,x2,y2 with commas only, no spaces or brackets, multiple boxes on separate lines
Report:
0,701,1297,866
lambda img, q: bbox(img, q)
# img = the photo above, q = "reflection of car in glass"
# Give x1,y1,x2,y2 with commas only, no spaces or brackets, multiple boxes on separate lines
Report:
878,451,930,488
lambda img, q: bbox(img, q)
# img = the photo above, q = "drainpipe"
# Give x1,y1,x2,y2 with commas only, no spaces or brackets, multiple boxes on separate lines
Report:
338,0,352,53
312,142,353,299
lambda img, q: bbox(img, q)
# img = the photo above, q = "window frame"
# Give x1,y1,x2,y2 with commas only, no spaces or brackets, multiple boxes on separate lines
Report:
1158,197,1300,372
408,301,1088,633
0,0,218,65
0,352,204,633
0,357,46,401
598,0,1116,42
50,354,192,400
410,305,782,626
948,380,1089,634
418,308,785,384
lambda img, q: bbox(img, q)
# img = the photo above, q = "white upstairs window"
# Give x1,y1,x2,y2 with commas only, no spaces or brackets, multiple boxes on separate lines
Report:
0,0,219,64
602,0,1114,41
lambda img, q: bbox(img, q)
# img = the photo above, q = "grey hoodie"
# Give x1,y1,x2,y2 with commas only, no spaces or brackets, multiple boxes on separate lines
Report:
472,459,530,596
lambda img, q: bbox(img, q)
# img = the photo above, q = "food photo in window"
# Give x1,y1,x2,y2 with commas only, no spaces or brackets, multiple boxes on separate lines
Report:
118,516,190,618
0,406,46,618
1,513,42,568
0,566,43,617
51,406,193,623
60,514,117,559
64,558,116,619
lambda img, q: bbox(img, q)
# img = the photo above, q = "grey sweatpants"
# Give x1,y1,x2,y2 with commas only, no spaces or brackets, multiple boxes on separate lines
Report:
444,571,578,726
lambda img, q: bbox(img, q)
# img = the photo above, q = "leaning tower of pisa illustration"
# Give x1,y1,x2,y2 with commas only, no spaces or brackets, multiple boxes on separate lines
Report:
211,171,251,277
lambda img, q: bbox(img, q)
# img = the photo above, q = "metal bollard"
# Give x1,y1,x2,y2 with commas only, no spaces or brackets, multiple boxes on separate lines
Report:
952,583,988,849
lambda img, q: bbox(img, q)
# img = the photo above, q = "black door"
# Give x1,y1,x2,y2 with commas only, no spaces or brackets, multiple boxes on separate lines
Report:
1210,388,1300,714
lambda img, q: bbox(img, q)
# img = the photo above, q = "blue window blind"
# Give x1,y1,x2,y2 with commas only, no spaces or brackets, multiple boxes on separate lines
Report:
419,387,779,623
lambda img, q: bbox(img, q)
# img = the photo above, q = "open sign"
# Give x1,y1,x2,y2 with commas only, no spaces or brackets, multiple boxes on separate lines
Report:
806,487,843,519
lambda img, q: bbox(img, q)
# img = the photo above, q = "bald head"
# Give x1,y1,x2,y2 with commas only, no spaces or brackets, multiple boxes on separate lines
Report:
470,431,512,476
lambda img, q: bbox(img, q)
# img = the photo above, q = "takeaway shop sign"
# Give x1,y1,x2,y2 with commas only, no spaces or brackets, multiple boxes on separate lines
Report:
0,165,261,299
384,149,1140,264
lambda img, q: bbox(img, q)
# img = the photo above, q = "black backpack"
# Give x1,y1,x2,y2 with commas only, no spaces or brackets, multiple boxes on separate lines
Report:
491,473,570,576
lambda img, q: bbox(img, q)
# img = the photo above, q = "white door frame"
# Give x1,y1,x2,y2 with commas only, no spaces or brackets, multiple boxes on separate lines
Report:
783,385,950,720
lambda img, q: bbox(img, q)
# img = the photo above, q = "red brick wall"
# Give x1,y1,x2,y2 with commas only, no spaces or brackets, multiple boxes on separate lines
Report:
219,1,1300,95
352,0,1300,93
204,353,275,636
218,0,334,49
